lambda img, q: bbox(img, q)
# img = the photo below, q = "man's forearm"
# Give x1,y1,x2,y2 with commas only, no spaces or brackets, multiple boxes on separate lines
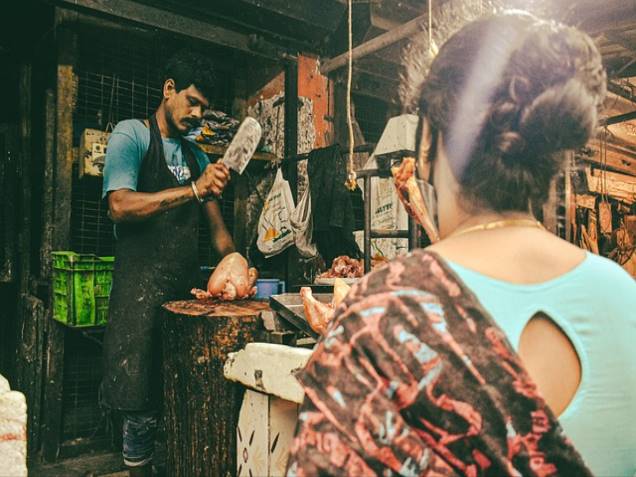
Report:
213,229,236,257
108,186,196,223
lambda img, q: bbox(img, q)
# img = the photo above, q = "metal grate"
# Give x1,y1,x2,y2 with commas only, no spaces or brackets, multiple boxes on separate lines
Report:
71,169,115,257
61,332,106,441
74,72,162,141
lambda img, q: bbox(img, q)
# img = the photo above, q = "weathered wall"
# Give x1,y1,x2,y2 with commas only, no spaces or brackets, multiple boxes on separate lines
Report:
237,55,332,261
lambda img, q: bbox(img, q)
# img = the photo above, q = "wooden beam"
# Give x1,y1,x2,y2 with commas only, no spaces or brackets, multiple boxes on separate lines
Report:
585,166,636,204
576,194,597,210
600,109,636,126
583,141,636,176
41,26,77,463
604,30,636,53
237,0,344,32
607,81,636,104
352,73,399,104
575,0,636,35
55,0,286,60
40,90,55,279
321,13,428,74
353,57,401,82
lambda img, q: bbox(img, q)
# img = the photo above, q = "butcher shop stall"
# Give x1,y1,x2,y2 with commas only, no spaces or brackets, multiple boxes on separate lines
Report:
3,0,636,475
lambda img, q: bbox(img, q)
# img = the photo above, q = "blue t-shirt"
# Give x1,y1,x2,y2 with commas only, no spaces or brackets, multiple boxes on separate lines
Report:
102,119,210,198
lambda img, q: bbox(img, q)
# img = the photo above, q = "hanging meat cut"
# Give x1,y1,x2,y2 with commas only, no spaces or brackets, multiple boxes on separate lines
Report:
191,253,258,301
391,157,440,243
301,278,351,335
318,255,363,279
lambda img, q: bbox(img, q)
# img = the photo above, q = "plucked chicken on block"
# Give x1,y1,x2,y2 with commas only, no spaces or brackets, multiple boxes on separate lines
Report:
191,252,258,301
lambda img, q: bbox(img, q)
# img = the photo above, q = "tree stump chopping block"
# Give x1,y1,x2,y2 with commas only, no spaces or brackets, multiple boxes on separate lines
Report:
162,299,269,477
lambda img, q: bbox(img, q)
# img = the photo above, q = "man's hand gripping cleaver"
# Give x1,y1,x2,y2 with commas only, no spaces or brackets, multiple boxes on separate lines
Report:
220,117,263,175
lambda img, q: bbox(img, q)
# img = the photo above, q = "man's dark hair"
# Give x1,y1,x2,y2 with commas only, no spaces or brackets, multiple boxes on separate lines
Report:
163,50,216,102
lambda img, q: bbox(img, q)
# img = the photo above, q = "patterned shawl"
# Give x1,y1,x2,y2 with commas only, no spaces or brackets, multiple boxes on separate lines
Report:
286,250,591,477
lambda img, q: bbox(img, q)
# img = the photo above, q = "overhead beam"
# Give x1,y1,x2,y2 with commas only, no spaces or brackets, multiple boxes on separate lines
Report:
236,0,344,32
604,30,636,53
574,0,636,35
321,13,428,74
608,81,636,104
600,110,636,126
54,0,287,60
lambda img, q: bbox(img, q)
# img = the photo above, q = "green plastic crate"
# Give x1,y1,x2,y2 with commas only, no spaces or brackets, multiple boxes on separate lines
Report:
52,252,115,327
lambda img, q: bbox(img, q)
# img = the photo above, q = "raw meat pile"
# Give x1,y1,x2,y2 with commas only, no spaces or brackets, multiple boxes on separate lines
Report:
318,255,363,279
191,252,258,301
301,278,350,335
392,157,440,243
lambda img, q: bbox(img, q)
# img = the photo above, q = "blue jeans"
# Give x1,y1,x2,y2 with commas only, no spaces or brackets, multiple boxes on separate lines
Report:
122,410,158,467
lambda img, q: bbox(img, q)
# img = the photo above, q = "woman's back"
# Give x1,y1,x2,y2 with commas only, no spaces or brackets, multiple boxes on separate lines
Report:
432,230,636,476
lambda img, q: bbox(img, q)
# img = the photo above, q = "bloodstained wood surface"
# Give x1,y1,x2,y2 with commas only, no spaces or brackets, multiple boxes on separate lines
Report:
162,299,267,477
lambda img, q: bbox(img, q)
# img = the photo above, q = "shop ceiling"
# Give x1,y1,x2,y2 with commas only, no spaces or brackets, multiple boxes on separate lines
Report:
53,0,636,118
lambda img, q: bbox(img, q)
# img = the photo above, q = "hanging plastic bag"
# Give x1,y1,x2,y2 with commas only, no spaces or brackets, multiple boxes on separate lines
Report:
290,182,318,258
257,169,295,257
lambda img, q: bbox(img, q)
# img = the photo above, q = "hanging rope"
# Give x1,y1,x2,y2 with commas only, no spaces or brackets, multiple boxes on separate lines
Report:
345,0,357,191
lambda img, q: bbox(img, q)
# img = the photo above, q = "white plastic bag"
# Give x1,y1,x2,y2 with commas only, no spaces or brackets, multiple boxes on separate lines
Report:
290,182,318,258
257,169,295,257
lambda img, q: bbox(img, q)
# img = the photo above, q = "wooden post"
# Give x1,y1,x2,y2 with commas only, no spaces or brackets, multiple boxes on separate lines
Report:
14,63,47,457
41,24,78,463
40,89,56,279
162,300,267,477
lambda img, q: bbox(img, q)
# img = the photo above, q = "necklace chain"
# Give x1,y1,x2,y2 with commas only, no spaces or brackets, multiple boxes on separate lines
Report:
448,218,545,239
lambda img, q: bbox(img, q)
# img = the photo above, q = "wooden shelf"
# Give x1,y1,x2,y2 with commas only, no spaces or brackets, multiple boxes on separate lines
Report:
198,143,278,161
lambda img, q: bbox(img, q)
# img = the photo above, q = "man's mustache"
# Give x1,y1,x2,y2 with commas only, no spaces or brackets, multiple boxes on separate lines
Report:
183,118,201,128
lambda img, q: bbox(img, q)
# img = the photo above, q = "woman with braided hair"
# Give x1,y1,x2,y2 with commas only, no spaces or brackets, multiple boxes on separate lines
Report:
287,12,636,477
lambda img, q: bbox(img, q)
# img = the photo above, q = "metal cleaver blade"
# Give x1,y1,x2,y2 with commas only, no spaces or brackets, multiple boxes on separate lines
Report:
220,117,262,175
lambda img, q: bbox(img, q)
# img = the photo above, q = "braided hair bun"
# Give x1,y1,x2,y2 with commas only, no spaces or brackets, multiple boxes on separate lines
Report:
405,12,606,211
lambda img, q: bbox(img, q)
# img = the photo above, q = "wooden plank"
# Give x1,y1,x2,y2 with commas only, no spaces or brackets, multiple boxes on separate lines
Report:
16,295,45,456
42,27,77,463
576,194,597,210
321,13,428,74
18,64,31,293
56,0,284,60
582,141,636,176
236,0,344,31
40,90,55,279
585,166,636,204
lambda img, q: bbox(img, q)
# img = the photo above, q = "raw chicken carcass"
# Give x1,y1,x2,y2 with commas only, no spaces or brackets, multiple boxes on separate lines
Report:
392,157,440,243
301,278,351,335
191,252,258,301
319,256,363,279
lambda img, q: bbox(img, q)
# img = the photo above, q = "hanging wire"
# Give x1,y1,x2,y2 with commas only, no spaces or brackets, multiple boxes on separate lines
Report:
345,0,357,190
429,0,433,53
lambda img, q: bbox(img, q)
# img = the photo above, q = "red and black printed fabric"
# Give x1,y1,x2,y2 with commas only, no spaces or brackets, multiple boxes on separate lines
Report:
286,250,591,477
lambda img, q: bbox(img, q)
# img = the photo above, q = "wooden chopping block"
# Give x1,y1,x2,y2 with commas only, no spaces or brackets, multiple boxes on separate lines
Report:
162,299,269,477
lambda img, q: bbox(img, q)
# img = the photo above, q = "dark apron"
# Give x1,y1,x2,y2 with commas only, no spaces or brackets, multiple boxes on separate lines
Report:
101,115,201,411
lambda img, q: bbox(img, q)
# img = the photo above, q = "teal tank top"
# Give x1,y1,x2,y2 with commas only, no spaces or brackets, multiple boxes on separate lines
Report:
447,252,636,476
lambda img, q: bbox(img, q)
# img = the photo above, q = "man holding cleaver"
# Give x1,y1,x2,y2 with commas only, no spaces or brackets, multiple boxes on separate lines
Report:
100,51,257,476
